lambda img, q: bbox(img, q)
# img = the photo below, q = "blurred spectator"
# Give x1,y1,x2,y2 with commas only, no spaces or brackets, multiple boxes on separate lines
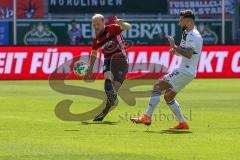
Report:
159,32,168,45
67,19,83,45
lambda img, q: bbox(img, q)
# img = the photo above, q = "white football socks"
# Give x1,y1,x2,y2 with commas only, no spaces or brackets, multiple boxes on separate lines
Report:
145,89,161,117
167,99,186,123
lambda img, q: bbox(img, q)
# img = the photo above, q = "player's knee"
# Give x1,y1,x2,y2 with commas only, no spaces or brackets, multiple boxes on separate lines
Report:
153,82,160,90
152,83,160,95
104,71,112,80
104,79,113,92
164,93,174,103
112,81,121,92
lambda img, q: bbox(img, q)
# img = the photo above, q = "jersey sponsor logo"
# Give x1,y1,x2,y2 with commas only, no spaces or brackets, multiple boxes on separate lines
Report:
97,34,115,47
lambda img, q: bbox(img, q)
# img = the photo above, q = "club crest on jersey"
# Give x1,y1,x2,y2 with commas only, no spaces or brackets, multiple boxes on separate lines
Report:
102,41,118,53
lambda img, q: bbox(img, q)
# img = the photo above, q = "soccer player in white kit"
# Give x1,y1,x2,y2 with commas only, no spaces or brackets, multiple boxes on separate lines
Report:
131,10,203,130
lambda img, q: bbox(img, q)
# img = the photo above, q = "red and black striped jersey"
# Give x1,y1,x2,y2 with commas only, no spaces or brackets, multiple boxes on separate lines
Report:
92,24,126,60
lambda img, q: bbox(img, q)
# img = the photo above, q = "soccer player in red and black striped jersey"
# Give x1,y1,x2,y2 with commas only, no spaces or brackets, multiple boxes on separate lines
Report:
86,14,131,121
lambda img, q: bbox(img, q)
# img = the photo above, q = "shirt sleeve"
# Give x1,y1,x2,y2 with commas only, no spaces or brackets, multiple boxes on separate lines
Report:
106,24,123,35
185,34,196,50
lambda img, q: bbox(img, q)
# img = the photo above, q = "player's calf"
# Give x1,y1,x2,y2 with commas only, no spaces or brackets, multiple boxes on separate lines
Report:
164,91,189,129
105,79,117,105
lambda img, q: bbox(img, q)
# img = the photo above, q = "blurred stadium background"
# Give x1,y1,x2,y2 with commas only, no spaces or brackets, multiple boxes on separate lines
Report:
1,1,240,160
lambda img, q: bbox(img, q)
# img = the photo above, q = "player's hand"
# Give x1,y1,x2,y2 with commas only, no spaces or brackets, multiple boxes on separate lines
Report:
168,36,176,48
115,19,124,25
169,48,175,54
169,48,180,56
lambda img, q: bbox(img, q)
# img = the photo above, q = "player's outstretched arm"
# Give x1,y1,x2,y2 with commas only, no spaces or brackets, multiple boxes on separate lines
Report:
172,46,193,59
168,36,193,59
115,19,132,31
86,50,97,76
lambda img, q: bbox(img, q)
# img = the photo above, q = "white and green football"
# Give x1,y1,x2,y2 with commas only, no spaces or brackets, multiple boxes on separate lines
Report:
73,60,88,76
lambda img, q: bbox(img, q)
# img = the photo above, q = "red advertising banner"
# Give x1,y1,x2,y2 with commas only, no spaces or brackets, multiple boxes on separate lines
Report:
0,46,239,80
0,0,44,19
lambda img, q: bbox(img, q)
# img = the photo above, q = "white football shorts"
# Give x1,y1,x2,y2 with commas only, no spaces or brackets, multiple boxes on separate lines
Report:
163,69,194,93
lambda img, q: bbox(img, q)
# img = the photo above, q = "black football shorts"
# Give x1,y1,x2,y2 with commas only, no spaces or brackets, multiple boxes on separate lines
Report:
103,57,128,84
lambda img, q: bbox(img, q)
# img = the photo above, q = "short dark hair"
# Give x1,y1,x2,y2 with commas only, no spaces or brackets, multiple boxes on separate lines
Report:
180,10,195,20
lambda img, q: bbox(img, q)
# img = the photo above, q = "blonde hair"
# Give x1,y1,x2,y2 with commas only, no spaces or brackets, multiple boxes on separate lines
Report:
92,14,104,22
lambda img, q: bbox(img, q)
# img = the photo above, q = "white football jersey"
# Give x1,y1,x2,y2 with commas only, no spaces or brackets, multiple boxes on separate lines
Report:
179,27,203,77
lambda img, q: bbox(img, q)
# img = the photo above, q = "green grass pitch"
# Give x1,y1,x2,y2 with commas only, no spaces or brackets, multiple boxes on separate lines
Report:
0,79,240,160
